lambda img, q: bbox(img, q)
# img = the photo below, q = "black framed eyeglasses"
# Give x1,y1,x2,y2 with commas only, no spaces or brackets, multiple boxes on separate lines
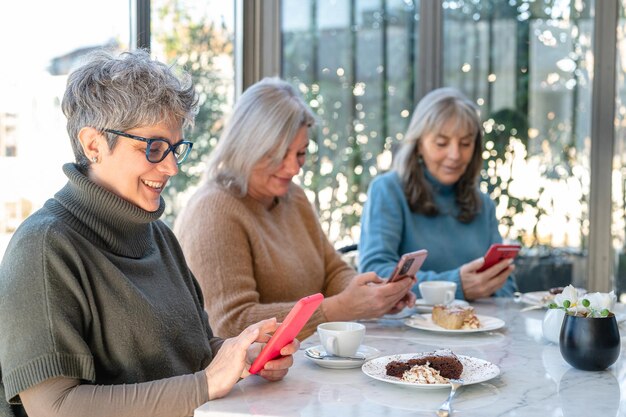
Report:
104,129,193,164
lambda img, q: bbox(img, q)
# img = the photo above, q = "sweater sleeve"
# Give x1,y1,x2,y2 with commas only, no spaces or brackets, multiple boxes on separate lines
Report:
0,222,96,402
358,174,406,278
21,373,208,417
413,197,517,300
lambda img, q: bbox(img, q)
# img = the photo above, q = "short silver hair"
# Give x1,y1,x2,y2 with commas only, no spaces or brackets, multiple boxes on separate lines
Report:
206,77,315,196
62,49,198,168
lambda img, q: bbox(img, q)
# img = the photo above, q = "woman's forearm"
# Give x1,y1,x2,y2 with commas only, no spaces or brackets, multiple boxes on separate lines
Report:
21,372,208,417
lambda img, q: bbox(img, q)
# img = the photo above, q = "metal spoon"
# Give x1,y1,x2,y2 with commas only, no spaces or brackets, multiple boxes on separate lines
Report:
436,379,464,417
305,348,365,361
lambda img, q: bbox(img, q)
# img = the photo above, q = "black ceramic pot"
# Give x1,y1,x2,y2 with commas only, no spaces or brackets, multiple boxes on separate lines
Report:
559,314,620,371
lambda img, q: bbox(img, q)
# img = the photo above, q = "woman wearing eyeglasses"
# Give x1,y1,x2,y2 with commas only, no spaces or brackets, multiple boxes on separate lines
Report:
0,50,297,417
174,77,416,341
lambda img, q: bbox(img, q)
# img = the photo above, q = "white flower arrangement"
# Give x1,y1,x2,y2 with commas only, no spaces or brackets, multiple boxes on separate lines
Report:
548,284,616,318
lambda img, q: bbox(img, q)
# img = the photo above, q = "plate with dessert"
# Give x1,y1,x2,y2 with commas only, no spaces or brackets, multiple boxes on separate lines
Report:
520,287,586,308
404,304,505,333
362,349,500,389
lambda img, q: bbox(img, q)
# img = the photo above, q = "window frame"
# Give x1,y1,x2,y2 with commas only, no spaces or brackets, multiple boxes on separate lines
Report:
218,0,619,292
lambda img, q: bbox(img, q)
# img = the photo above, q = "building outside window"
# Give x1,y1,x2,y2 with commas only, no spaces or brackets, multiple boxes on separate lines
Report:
0,0,129,254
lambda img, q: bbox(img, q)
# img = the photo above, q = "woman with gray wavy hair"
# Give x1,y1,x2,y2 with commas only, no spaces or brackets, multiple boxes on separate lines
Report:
0,50,297,417
175,77,416,340
358,87,517,301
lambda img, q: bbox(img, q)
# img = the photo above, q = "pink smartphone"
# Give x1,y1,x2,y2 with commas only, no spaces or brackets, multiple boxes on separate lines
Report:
476,244,521,273
387,249,428,283
248,293,324,374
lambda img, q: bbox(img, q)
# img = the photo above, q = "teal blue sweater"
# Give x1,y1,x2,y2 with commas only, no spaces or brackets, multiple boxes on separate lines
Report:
358,171,517,299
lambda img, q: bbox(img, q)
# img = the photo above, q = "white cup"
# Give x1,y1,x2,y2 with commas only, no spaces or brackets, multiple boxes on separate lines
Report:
317,321,365,357
419,281,457,305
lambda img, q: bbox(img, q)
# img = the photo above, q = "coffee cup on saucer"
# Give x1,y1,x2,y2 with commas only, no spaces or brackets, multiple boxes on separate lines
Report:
418,281,457,305
317,321,365,357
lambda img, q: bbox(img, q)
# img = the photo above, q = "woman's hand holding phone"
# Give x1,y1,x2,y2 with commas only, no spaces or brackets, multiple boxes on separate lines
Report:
323,272,415,321
205,318,283,400
387,250,428,283
246,335,300,381
476,244,521,273
247,293,322,376
459,254,516,300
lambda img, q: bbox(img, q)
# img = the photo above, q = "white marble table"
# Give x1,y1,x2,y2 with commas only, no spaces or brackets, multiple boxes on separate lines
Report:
195,298,626,416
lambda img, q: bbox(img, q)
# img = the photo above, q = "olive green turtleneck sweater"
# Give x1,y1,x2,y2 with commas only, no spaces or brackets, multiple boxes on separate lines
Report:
0,163,222,416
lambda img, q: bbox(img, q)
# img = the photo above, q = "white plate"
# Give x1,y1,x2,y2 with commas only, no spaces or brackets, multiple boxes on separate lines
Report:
304,345,381,369
415,299,469,312
403,314,505,333
520,291,554,307
520,288,586,308
362,353,500,389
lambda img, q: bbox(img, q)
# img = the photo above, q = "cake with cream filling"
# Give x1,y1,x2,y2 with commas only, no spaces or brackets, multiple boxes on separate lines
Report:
385,349,463,382
431,304,480,330
401,364,449,384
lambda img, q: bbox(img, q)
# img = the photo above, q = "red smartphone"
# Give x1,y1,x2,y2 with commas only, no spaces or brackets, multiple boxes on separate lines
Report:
476,244,521,273
387,249,428,283
248,293,324,374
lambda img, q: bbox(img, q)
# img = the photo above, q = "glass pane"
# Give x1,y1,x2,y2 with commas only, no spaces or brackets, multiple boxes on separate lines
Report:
0,0,130,258
443,0,594,292
613,1,626,300
151,0,236,225
282,0,420,246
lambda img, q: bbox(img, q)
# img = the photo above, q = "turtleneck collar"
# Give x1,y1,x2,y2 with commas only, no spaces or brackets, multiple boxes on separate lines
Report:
422,165,456,196
45,163,165,258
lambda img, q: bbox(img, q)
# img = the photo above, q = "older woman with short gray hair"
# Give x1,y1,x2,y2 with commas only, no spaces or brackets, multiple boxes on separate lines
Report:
0,50,297,417
175,77,416,340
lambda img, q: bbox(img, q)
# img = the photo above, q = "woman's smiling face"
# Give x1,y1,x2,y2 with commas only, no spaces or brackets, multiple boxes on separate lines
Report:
87,121,183,212
248,126,309,207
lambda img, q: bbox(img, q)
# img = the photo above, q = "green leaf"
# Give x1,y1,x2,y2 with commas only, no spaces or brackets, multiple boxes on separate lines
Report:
563,300,571,308
581,299,590,308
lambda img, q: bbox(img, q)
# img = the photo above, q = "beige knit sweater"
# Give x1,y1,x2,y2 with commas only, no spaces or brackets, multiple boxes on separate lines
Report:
174,181,356,340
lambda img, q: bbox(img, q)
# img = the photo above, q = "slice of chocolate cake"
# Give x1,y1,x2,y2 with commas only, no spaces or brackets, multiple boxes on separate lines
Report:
385,349,463,380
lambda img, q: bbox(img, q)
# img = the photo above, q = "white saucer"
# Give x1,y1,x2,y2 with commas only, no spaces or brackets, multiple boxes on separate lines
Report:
415,299,469,312
304,345,381,369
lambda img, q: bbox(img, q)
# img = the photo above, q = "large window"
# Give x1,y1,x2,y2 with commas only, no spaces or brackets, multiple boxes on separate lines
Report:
151,0,235,224
613,1,626,295
0,0,235,257
443,1,593,291
3,0,623,296
282,0,420,245
279,0,623,294
0,0,130,255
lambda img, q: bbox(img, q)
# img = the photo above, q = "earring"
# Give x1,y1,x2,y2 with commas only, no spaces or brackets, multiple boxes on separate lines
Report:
91,156,98,163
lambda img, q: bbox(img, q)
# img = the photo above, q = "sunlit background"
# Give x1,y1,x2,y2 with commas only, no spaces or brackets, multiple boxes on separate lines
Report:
3,0,626,298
